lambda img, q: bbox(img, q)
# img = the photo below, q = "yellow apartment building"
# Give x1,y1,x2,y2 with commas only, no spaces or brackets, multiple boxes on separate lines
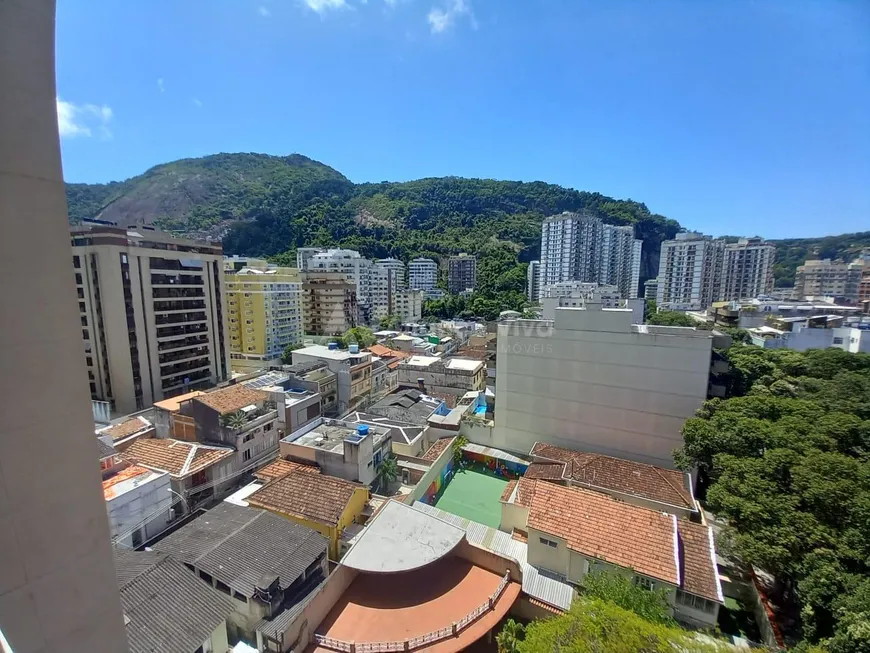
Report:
225,265,304,371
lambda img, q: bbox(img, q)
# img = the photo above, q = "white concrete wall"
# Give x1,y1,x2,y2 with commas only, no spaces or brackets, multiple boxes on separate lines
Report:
494,308,713,468
106,472,173,546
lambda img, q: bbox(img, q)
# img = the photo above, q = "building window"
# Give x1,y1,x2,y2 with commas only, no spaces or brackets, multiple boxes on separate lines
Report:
675,590,716,614
243,432,254,443
264,422,274,432
233,591,247,603
215,580,231,595
539,537,558,549
243,449,252,462
833,337,844,345
82,328,89,340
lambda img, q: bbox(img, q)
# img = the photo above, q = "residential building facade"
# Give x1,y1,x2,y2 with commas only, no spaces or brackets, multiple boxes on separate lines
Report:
71,224,231,414
527,260,541,302
103,464,174,548
644,277,659,301
409,257,438,292
302,271,358,335
225,265,303,371
719,237,776,301
292,344,373,413
794,259,863,302
655,232,725,311
447,253,477,294
396,356,486,396
376,258,407,288
394,288,423,323
493,305,718,468
539,212,642,300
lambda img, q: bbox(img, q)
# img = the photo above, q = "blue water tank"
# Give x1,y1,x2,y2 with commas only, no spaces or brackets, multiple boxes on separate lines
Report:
327,342,338,350
357,424,369,436
349,344,359,354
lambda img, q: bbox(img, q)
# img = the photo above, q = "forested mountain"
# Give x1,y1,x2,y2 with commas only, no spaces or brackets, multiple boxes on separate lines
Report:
771,232,870,287
65,152,867,302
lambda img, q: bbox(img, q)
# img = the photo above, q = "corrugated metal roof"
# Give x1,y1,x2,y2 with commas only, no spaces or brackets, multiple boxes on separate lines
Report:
114,548,233,653
463,443,530,467
153,503,328,597
413,502,575,611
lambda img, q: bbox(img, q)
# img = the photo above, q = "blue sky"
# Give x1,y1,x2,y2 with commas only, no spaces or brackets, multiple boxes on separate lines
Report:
56,0,869,238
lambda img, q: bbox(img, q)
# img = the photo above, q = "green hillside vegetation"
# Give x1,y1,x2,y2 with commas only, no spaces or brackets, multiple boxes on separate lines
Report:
675,347,870,651
772,232,870,287
65,152,866,303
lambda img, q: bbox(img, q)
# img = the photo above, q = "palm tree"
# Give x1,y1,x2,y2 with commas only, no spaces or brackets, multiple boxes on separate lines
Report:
495,619,525,653
375,454,399,494
222,410,248,430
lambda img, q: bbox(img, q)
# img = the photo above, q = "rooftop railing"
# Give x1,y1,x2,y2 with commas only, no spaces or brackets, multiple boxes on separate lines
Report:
314,570,511,653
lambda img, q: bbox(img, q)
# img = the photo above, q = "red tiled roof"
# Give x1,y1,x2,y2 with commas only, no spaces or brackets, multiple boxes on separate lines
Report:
677,521,723,603
511,529,528,543
367,344,410,361
530,442,694,510
121,438,233,479
254,459,320,482
500,480,517,502
515,477,539,508
524,461,565,480
102,465,155,500
194,384,268,415
421,437,454,462
247,471,366,527
98,416,153,442
526,597,564,615
528,482,679,586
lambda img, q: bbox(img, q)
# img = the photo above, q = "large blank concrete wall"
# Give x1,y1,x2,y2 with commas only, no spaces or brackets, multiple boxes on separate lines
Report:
0,1,128,650
493,308,713,468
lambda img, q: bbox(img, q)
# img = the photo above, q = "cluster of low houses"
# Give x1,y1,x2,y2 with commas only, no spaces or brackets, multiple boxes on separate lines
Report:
96,334,748,653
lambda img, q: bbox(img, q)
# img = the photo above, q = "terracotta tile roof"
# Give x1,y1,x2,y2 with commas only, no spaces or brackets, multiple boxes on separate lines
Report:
98,416,153,442
426,392,458,409
500,480,517,502
530,442,694,510
254,459,320,482
153,390,205,413
515,477,539,508
246,471,365,527
677,521,723,603
121,438,233,479
102,465,156,500
367,344,410,367
194,384,269,415
524,461,565,480
527,597,564,615
421,437,454,462
511,529,528,543
528,482,679,586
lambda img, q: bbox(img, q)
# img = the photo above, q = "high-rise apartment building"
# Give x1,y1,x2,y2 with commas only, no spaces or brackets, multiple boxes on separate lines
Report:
539,212,642,300
394,288,424,323
225,265,303,370
71,224,230,415
644,278,659,302
369,265,395,324
447,253,477,294
794,259,862,301
302,271,359,335
409,257,438,291
376,258,407,288
527,260,541,302
720,238,776,301
655,232,725,311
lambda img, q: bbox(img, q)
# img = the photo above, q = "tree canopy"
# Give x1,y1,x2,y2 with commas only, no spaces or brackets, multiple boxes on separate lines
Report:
674,346,870,650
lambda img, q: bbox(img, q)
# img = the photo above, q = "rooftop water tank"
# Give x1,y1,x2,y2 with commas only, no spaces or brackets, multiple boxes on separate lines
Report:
327,342,338,350
349,344,359,354
357,424,369,436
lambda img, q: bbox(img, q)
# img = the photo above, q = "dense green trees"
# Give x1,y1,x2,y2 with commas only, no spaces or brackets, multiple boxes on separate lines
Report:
647,309,699,327
674,347,870,650
516,599,727,653
580,571,675,626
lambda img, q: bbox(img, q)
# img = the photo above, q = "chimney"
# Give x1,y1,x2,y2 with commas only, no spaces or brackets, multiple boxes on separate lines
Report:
417,377,426,393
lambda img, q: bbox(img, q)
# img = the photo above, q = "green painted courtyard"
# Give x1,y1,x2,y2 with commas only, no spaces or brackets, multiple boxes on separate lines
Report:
433,469,509,528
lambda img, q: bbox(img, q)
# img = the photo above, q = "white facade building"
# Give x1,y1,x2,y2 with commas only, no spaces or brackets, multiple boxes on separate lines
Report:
539,212,642,300
794,259,863,302
409,257,438,292
376,258,407,288
103,465,174,548
527,260,541,302
656,232,725,311
644,278,659,301
493,305,716,468
394,289,423,323
720,238,776,301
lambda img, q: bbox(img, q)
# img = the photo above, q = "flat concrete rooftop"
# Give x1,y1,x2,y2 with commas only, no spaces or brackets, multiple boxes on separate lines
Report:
342,501,464,573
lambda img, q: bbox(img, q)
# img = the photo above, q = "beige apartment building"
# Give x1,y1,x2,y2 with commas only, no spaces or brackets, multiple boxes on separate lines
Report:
72,224,231,415
302,271,359,335
794,258,863,302
720,237,776,301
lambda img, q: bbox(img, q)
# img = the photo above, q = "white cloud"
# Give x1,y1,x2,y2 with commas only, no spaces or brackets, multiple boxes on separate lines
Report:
302,0,347,14
56,98,113,139
427,0,475,33
192,97,203,108
258,5,271,16
157,78,165,93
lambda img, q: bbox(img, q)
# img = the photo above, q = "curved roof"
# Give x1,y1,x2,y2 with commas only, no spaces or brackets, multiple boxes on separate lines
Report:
342,501,464,573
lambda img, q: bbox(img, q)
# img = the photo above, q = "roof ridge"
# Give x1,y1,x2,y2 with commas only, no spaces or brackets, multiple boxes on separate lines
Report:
191,508,264,564
180,444,197,476
652,466,691,506
117,550,171,590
